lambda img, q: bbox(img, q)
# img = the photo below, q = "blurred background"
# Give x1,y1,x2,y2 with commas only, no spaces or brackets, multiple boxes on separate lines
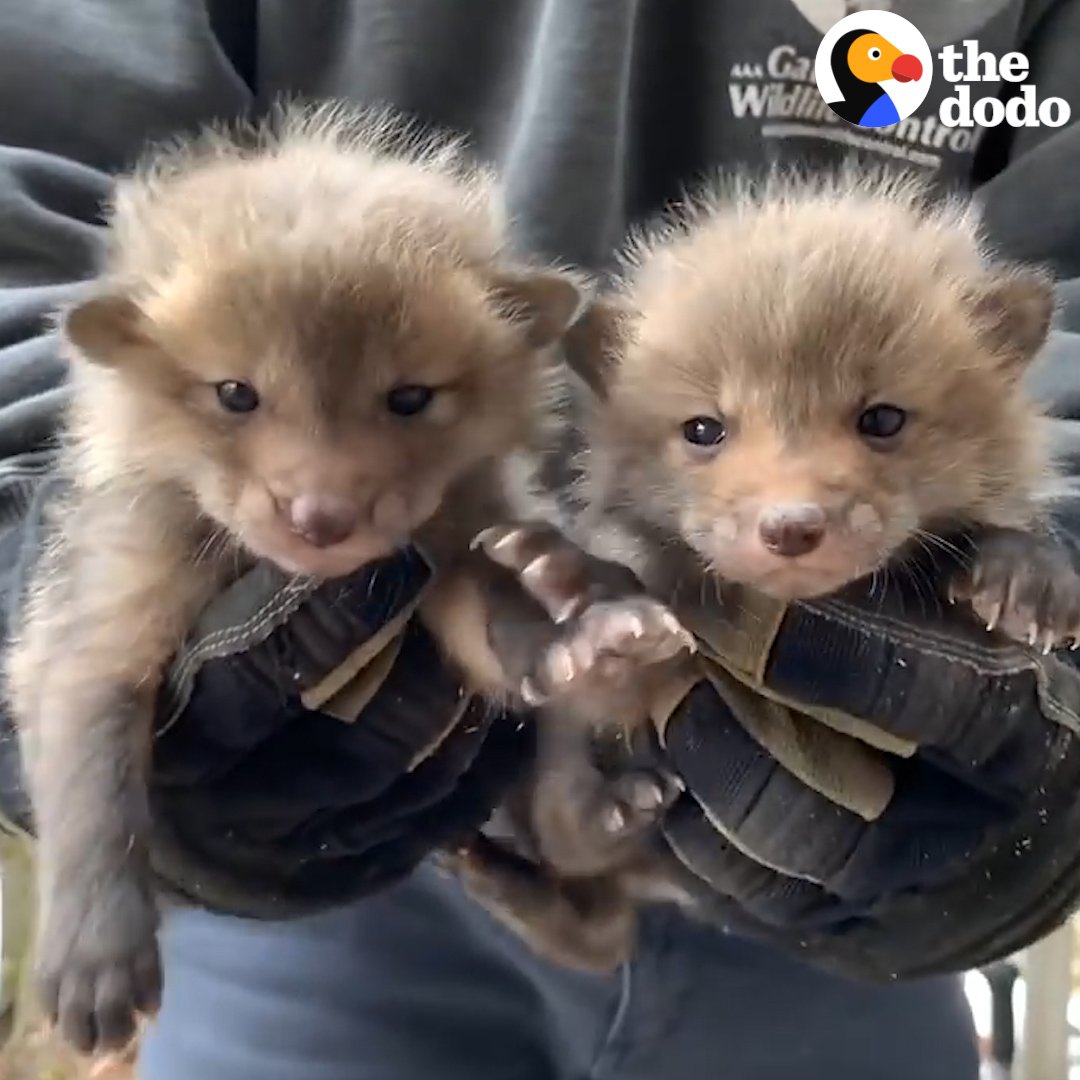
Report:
964,919,1079,1080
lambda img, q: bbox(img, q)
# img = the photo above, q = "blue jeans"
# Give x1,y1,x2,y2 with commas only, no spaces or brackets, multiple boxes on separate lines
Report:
137,861,979,1079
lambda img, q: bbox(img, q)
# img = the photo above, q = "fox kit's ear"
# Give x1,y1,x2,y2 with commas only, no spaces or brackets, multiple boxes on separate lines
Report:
561,294,633,401
970,266,1056,378
491,268,588,348
63,292,150,368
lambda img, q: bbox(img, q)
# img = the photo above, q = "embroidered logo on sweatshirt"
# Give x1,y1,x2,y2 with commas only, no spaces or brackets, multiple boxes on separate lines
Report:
814,10,931,127
725,2,1065,173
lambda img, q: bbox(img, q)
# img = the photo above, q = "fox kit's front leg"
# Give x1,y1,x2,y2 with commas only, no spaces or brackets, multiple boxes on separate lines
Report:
424,521,693,970
8,484,223,1054
471,524,690,871
420,520,694,714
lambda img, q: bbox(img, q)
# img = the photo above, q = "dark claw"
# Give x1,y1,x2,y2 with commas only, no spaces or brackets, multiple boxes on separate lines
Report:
54,975,95,1054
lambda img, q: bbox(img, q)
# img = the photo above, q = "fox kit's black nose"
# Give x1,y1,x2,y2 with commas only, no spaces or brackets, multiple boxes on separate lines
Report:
288,494,358,548
758,504,826,558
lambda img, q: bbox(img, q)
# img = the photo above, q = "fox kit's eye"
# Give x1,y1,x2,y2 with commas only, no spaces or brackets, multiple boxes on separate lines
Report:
386,384,435,417
216,380,260,414
857,403,907,441
682,415,727,448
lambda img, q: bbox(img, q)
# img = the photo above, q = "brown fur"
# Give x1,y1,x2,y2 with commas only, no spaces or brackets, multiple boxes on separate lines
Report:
5,101,584,1056
464,167,1066,973
570,167,1057,600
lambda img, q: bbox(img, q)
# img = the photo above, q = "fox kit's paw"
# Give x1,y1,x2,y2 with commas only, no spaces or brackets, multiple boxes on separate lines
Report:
532,763,682,877
473,523,695,704
949,527,1080,653
36,875,161,1055
594,768,684,839
443,834,636,973
525,596,695,704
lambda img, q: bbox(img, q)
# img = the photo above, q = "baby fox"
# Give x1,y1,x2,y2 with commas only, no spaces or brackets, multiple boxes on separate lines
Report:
462,166,1080,970
6,101,686,1055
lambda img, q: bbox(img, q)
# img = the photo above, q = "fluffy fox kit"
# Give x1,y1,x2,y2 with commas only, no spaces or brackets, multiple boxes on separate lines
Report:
566,170,1070,621
4,103,603,1056
466,168,1080,970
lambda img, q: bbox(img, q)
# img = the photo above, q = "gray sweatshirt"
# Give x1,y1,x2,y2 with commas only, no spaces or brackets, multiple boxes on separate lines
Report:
2,0,1080,540
4,1,1080,971
1,1,1079,336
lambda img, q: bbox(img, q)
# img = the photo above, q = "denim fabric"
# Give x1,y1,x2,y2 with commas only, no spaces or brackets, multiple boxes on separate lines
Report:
138,862,979,1080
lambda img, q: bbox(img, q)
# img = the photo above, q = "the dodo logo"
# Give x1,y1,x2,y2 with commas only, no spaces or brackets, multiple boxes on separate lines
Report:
814,9,932,128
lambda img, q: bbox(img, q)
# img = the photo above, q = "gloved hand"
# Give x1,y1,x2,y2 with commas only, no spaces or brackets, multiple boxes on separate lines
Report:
453,436,1080,982
0,464,533,920
145,554,535,919
3,324,1080,983
642,548,1080,981
624,314,1080,981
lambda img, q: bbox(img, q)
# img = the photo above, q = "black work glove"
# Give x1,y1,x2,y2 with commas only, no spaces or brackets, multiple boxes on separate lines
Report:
1,314,1080,983
0,463,532,919
145,553,534,917
619,310,1080,981
642,555,1080,981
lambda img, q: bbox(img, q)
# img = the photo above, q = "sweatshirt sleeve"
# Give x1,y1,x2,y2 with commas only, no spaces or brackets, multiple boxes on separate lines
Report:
970,0,1080,514
974,0,1080,278
0,0,253,456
